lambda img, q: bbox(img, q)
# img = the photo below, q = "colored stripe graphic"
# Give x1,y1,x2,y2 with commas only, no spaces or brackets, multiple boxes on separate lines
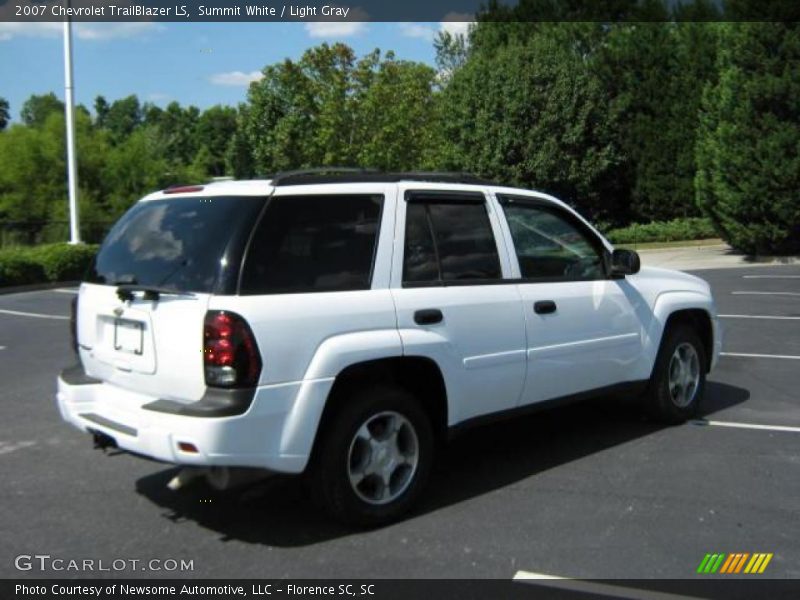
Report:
719,554,736,574
697,554,712,573
700,553,773,574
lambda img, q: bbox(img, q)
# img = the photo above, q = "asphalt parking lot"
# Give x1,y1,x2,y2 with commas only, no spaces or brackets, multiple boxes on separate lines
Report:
1,266,798,581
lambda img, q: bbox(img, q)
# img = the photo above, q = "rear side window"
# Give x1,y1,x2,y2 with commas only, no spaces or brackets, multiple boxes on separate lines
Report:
240,195,383,295
403,195,501,285
88,196,264,294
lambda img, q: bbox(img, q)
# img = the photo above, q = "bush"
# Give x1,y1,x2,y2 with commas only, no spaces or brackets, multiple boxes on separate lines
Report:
0,250,46,286
605,217,717,245
0,243,98,287
26,243,99,281
695,23,800,255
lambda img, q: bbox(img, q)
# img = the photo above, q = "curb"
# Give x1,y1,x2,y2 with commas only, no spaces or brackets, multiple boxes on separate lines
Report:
0,281,80,296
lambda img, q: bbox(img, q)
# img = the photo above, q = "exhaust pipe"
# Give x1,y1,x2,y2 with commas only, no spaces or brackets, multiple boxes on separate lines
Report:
204,466,271,491
166,466,271,491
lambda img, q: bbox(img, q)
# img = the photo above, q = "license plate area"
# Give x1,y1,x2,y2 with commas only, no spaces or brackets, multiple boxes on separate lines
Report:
113,319,144,355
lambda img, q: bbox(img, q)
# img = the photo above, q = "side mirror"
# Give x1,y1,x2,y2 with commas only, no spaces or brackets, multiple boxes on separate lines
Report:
610,248,641,276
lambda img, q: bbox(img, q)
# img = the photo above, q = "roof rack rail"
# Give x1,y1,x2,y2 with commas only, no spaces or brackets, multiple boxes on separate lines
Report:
270,167,381,185
269,169,495,187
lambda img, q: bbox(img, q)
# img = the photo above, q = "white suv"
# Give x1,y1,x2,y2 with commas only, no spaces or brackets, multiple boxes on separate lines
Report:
57,170,721,525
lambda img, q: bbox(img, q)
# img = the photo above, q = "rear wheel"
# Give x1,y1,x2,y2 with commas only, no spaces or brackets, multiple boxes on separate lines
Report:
644,324,706,424
309,385,434,527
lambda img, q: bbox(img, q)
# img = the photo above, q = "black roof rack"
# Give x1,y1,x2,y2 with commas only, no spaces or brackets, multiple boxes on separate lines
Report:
268,168,496,187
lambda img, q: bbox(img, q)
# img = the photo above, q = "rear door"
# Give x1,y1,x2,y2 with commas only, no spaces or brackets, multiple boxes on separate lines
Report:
495,194,644,405
390,186,527,425
77,195,265,402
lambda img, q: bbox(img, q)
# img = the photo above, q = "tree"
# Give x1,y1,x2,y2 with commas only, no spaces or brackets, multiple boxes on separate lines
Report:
20,93,64,128
0,97,9,131
240,44,439,174
695,22,800,254
156,101,200,167
437,35,622,221
195,105,238,177
434,31,469,84
94,95,110,128
103,95,142,142
592,22,718,221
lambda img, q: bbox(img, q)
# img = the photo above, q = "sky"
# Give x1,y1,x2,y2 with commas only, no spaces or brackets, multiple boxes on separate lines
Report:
0,20,469,122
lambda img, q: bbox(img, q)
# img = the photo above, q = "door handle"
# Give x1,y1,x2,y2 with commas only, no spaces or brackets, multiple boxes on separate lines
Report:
414,309,443,325
534,300,557,315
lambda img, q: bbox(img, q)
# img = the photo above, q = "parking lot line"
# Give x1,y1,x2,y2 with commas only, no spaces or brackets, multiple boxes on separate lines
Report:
691,419,800,433
513,571,703,600
731,291,800,296
0,308,69,320
719,314,800,320
720,351,800,360
743,275,800,279
53,288,79,294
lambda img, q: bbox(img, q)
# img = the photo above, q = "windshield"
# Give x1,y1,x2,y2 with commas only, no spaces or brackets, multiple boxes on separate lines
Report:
87,196,265,293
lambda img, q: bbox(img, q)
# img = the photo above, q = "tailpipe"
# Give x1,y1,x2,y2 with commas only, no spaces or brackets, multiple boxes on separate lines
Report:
166,466,271,491
204,466,271,491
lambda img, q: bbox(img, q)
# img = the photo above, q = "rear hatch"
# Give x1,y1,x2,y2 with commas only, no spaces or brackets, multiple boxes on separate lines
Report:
76,194,265,402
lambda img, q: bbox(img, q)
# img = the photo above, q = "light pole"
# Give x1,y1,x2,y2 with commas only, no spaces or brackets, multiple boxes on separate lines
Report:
63,9,81,244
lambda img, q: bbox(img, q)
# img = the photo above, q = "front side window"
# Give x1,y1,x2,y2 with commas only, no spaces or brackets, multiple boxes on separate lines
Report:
500,198,606,281
403,195,501,285
241,195,383,294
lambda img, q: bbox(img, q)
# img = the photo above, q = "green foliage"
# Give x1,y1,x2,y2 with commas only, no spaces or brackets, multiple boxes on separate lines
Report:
435,33,622,221
605,217,717,245
25,243,99,281
0,17,795,257
0,243,98,286
0,249,45,286
20,93,64,128
593,22,718,221
240,44,438,173
695,23,800,254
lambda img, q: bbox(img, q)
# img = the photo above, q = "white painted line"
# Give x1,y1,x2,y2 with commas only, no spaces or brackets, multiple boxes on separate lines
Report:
732,291,800,296
721,351,800,360
0,346,5,350
719,314,800,320
53,288,79,294
743,275,800,279
513,571,703,600
691,419,800,433
0,308,69,320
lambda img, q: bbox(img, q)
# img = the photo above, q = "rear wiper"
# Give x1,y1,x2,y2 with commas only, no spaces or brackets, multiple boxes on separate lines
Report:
116,285,196,302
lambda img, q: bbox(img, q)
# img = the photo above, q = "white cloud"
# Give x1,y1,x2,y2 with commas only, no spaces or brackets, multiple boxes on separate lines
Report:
398,23,435,41
0,22,163,41
304,21,366,38
147,92,171,103
209,70,264,87
439,13,473,38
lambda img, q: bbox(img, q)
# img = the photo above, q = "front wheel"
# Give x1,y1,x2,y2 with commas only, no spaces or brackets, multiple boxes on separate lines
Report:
644,324,706,424
309,385,434,527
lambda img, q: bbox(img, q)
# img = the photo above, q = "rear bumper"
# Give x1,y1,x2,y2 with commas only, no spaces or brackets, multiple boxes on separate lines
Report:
56,366,335,474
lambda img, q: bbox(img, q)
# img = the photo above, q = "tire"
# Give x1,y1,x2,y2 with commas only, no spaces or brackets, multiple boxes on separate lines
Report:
643,324,707,424
308,385,434,527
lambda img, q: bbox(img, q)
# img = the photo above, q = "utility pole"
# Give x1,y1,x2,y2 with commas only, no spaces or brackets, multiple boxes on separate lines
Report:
63,11,81,244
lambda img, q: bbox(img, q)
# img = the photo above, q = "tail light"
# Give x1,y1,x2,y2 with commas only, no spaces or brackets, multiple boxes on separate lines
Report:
70,296,79,355
203,311,262,388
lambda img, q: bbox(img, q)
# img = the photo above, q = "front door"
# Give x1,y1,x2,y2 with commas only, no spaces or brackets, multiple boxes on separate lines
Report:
495,194,644,405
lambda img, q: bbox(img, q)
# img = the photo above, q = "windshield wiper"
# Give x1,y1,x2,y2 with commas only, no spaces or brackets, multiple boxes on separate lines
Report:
116,285,196,302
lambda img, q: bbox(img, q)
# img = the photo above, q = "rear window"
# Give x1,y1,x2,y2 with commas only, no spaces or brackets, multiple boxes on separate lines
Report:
87,196,265,293
240,195,383,295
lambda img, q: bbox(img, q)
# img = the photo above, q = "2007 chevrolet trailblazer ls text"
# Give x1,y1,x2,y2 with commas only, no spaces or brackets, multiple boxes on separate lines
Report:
57,170,721,525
